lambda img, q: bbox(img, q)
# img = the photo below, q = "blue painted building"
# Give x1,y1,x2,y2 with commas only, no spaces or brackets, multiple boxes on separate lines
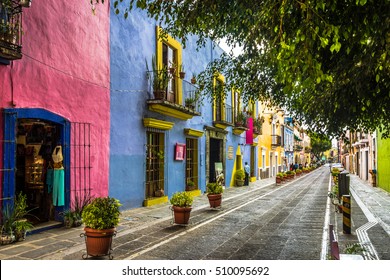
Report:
109,9,258,209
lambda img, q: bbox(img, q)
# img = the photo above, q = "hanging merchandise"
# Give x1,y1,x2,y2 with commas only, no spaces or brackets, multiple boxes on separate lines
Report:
51,145,64,206
52,145,63,163
52,168,64,206
46,167,53,193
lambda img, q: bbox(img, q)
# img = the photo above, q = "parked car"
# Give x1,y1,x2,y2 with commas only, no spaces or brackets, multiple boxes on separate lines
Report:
331,163,344,172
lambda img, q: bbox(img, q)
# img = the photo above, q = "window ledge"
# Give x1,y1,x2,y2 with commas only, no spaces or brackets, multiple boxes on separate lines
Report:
147,100,200,120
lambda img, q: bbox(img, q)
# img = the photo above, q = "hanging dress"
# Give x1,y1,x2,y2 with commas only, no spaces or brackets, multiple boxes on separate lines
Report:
52,146,65,206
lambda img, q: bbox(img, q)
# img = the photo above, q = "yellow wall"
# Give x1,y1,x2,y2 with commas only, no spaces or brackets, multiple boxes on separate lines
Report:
256,103,285,174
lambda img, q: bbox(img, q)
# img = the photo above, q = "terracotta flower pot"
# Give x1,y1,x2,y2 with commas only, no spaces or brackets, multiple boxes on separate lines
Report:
207,193,222,208
172,206,192,224
236,179,244,187
82,227,116,258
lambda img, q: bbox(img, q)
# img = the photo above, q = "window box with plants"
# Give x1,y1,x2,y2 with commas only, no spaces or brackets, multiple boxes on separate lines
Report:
235,111,247,128
81,196,121,259
170,191,193,225
206,182,224,209
185,96,196,110
233,112,248,135
253,116,264,136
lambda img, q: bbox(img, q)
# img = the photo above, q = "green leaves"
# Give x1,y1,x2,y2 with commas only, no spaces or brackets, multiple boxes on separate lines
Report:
106,0,390,137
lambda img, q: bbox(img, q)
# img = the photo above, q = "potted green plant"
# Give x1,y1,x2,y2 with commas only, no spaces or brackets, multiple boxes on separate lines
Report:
185,96,196,109
170,191,193,225
253,116,264,135
146,55,169,100
1,193,34,244
206,182,224,208
276,172,284,184
185,180,196,191
81,196,121,259
235,111,247,127
235,169,245,187
62,209,75,228
178,63,185,79
191,73,197,84
169,61,176,74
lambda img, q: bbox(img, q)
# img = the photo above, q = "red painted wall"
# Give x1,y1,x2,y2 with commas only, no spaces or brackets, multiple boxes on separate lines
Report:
0,2,110,197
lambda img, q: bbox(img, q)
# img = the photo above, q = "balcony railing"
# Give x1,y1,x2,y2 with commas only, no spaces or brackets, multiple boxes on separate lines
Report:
0,1,22,61
215,103,233,123
146,70,201,120
271,134,282,147
183,79,201,112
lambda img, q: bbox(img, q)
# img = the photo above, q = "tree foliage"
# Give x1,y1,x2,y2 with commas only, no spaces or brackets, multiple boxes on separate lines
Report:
94,0,390,137
309,132,332,161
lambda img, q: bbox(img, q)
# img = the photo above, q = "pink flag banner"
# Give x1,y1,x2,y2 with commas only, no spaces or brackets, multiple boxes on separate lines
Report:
246,117,253,145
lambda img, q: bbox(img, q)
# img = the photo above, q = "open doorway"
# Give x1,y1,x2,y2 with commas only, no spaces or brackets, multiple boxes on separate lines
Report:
209,138,223,183
15,119,63,225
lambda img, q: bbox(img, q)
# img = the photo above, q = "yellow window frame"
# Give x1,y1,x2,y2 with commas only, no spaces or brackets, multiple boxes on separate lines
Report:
156,26,183,105
232,88,242,122
213,73,226,121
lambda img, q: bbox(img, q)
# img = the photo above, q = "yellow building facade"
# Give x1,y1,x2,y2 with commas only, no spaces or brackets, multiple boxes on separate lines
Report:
257,103,285,178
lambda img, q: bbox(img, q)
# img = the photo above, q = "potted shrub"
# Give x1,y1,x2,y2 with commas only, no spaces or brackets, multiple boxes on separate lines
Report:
235,111,247,127
191,73,197,84
285,170,295,180
146,55,169,100
81,196,121,259
206,182,224,208
1,193,34,244
185,97,196,110
235,169,245,187
185,180,197,191
170,191,193,225
178,63,185,79
276,173,284,184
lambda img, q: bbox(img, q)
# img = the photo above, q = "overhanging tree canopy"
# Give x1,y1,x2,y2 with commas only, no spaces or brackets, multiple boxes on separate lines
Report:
94,0,390,137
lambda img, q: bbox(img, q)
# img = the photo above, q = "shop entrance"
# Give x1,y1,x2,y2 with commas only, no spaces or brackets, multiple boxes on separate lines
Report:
15,119,63,224
209,138,223,183
2,108,71,229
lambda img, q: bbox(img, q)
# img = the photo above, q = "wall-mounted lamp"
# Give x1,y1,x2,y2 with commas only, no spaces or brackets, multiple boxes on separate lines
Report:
20,0,32,8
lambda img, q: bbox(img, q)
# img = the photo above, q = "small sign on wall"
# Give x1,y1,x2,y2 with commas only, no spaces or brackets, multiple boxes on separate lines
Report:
175,143,186,160
228,145,234,160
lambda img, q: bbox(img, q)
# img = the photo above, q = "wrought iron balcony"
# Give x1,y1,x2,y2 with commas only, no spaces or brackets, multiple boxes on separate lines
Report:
213,103,233,129
0,1,23,61
146,70,201,120
271,134,282,147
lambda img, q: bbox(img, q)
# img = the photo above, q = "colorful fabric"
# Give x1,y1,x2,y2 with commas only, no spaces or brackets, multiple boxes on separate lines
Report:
53,169,65,206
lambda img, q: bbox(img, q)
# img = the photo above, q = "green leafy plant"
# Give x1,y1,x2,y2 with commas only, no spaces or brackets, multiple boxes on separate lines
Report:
1,193,34,242
235,169,245,180
206,182,224,195
81,197,121,230
170,191,193,207
344,243,365,255
146,55,169,92
235,111,247,127
186,180,195,187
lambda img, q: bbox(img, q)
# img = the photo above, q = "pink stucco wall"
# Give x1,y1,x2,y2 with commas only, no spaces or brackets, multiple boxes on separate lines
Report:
0,2,110,197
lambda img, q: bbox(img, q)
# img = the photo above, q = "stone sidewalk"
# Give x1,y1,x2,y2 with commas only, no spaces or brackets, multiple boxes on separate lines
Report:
1,168,389,260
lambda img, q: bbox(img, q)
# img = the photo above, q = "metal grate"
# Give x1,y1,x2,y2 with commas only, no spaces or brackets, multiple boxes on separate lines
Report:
69,122,92,207
145,131,165,198
186,138,198,187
